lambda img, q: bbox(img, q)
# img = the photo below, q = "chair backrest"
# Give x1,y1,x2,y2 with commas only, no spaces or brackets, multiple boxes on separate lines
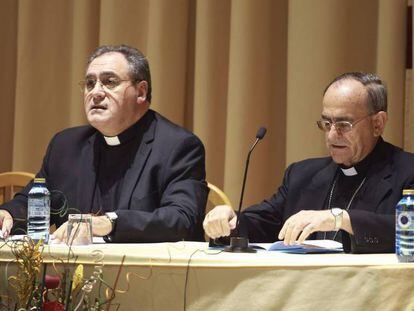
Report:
207,182,232,211
0,171,35,204
205,182,232,241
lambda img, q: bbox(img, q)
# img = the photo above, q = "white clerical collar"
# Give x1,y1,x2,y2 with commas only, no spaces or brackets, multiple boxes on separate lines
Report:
103,135,121,146
340,166,358,176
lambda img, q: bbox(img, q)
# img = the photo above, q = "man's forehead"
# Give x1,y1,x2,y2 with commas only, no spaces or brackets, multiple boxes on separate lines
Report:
321,106,355,120
324,79,367,103
322,79,369,113
86,52,129,76
321,102,366,119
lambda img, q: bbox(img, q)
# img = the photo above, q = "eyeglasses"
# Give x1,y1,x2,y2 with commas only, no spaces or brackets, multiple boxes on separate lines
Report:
78,77,134,92
316,115,372,134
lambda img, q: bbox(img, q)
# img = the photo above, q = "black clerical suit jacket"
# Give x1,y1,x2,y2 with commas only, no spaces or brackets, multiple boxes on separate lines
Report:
239,139,414,253
2,110,208,242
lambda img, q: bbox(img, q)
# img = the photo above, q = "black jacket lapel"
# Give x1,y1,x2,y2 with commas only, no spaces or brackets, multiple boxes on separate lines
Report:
296,161,338,213
358,156,393,212
118,117,156,210
75,133,99,214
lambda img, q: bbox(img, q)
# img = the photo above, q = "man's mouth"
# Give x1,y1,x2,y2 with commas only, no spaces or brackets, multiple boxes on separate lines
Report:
330,144,347,149
90,104,107,111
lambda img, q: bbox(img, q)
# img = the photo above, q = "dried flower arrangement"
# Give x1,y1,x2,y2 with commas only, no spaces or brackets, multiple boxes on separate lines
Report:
0,237,127,311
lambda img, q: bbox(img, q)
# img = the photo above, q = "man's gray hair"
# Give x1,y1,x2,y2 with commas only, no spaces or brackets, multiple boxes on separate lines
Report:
324,72,387,113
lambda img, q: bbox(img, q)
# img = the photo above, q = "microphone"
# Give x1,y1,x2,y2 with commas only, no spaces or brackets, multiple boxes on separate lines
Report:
224,126,267,253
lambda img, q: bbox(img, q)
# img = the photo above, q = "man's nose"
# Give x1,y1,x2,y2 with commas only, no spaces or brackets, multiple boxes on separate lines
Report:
90,81,106,101
327,124,340,140
91,80,105,93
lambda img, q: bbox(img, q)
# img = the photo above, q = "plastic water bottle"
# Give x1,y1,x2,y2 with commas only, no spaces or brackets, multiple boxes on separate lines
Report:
396,189,414,262
27,178,50,243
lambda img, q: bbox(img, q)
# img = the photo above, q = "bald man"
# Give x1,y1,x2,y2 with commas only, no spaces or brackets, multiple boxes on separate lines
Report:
204,72,414,253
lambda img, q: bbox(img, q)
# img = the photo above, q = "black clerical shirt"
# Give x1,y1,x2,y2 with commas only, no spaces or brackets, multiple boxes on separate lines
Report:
323,138,384,241
91,112,151,215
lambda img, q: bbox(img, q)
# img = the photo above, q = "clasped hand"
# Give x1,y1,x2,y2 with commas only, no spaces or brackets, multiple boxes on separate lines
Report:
50,215,112,244
203,205,237,239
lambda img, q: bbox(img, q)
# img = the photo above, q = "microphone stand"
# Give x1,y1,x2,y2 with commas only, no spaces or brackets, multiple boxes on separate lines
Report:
224,127,266,253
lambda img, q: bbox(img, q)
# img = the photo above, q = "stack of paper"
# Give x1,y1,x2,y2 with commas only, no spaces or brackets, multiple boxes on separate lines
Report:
267,240,343,254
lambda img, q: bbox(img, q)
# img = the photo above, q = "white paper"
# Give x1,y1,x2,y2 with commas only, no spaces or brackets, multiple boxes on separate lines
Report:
0,234,106,244
248,240,343,253
266,239,343,253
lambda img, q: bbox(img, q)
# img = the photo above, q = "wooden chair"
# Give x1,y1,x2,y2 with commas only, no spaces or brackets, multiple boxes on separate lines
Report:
0,171,35,204
207,182,232,212
205,182,232,241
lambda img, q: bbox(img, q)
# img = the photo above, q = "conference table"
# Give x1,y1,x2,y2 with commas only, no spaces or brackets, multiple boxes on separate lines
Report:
1,240,413,310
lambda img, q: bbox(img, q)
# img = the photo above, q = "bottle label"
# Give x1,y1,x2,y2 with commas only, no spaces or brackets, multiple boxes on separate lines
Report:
27,183,50,243
396,198,414,259
28,198,50,217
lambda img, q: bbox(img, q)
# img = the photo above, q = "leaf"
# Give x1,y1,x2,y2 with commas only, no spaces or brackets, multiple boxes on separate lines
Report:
72,264,84,291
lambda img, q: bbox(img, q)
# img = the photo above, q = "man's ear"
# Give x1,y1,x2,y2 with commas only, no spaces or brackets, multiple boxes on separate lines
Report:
373,111,388,137
136,80,148,104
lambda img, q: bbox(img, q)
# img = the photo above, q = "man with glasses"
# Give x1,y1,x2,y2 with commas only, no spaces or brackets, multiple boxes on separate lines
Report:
204,72,414,253
0,44,208,243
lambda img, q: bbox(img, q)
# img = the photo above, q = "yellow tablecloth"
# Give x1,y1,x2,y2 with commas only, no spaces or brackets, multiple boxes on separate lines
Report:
1,241,413,310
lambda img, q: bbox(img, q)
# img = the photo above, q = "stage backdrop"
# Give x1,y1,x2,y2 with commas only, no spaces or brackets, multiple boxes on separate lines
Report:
0,0,412,208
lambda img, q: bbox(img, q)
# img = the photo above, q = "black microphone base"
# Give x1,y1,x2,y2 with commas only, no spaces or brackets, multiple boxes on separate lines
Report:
224,237,257,253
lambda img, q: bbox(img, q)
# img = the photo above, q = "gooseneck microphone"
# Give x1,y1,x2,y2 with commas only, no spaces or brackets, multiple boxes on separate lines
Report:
224,126,267,253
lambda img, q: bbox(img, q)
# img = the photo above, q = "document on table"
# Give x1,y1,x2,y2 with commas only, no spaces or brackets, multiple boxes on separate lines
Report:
249,240,343,253
265,240,343,254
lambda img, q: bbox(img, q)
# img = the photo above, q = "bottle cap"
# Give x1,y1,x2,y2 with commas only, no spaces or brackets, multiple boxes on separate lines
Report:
34,178,46,183
402,189,414,196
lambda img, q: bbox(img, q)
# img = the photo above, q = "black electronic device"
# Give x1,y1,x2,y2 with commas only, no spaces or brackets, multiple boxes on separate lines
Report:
224,126,267,253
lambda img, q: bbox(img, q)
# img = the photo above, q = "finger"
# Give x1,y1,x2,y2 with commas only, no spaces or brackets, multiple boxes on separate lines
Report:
52,223,68,243
229,214,237,230
212,209,232,238
72,224,90,245
51,236,64,244
68,223,83,245
283,223,293,245
207,230,219,239
0,211,13,239
202,213,211,231
220,210,237,236
210,217,223,238
204,214,219,239
217,211,237,237
297,224,314,244
1,227,9,240
79,223,92,240
2,217,13,239
220,217,231,237
288,224,303,245
68,225,77,244
283,222,295,245
203,218,213,238
278,221,289,240
281,221,294,244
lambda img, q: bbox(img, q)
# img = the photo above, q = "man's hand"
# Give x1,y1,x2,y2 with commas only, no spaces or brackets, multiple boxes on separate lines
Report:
0,210,13,239
203,205,237,239
51,221,91,245
51,215,112,244
92,215,112,236
278,210,337,245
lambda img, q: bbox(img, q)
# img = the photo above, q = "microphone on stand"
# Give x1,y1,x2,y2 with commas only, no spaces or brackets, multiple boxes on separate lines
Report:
224,126,267,253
